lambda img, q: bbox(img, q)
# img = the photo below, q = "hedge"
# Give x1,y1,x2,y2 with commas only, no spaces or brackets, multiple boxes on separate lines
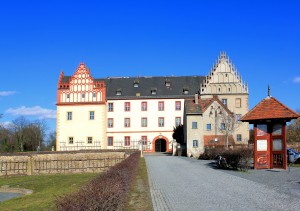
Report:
56,151,140,210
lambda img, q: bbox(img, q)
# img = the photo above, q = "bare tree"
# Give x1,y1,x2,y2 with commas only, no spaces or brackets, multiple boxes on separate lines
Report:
0,125,15,152
11,117,48,152
12,116,29,152
217,111,241,149
47,130,56,151
287,116,300,143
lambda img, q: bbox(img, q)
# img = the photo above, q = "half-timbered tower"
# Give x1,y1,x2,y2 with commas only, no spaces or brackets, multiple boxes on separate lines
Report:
56,63,106,151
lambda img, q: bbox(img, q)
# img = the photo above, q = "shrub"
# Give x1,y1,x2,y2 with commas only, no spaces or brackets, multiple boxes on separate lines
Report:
199,147,253,171
221,148,253,171
56,151,140,211
199,147,224,160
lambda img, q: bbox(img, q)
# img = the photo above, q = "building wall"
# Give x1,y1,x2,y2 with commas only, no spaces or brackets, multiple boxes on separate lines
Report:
186,114,204,157
201,95,249,144
56,104,106,151
200,52,249,144
56,53,250,153
106,98,184,151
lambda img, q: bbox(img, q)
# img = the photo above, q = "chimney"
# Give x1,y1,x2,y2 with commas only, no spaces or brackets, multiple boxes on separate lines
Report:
195,94,198,104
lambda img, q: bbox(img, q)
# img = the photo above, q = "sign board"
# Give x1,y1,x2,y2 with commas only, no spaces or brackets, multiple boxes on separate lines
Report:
257,140,267,151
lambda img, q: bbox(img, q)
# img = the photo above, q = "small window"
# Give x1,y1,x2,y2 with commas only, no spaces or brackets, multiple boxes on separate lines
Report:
133,80,139,87
175,101,181,111
108,103,114,112
69,137,74,144
237,134,242,142
67,112,72,120
206,124,211,131
141,102,147,111
124,118,130,127
236,114,242,122
141,136,147,145
108,118,113,128
82,93,85,98
124,102,130,111
93,93,96,98
221,123,226,130
66,94,70,99
89,111,95,120
158,117,164,127
124,136,130,146
183,88,189,94
192,122,198,129
175,117,181,127
108,137,113,146
222,99,227,107
158,101,164,111
151,88,157,95
193,140,198,148
141,117,147,127
165,79,171,87
116,89,122,96
87,137,93,144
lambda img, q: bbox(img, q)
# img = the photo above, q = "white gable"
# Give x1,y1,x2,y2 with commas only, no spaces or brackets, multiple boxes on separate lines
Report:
201,52,248,95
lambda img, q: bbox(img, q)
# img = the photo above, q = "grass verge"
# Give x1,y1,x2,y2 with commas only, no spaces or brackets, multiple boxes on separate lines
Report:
126,157,153,211
0,173,98,211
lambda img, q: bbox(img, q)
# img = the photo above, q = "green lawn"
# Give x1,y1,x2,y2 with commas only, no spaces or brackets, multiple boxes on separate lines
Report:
0,173,98,211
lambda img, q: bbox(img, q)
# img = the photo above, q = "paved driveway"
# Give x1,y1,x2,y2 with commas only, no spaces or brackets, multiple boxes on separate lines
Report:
145,154,300,211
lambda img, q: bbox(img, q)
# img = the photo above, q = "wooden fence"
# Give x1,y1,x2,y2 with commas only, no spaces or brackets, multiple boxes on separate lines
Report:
0,155,125,177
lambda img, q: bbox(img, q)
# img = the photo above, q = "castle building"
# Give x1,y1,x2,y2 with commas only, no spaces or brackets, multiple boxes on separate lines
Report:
56,52,249,155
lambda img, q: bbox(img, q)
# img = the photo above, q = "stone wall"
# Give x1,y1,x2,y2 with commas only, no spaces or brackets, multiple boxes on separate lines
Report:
0,151,127,177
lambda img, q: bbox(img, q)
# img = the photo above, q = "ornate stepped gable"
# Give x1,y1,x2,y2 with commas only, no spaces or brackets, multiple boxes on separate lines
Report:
201,52,248,95
57,63,106,104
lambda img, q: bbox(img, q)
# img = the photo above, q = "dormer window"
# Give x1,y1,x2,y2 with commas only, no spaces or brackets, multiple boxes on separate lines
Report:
133,79,139,88
151,88,157,95
165,79,171,87
116,89,122,96
183,87,189,94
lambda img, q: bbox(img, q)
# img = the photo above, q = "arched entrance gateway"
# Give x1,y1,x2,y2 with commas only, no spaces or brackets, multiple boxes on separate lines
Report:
155,139,166,152
153,136,170,152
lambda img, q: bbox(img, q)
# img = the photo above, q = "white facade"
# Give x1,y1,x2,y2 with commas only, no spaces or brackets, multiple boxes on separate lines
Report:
106,98,184,151
57,104,106,151
56,63,106,151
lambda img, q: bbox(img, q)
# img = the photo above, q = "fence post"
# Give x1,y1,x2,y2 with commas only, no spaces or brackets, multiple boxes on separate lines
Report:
27,157,33,176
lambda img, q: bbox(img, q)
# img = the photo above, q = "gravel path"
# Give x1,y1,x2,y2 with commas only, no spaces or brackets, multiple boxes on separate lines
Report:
145,154,300,211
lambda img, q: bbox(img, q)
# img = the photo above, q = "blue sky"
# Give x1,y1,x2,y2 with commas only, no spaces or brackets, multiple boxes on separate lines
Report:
0,0,299,135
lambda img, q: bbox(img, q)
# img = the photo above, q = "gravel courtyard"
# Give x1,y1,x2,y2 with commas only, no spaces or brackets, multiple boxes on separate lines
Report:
145,154,300,211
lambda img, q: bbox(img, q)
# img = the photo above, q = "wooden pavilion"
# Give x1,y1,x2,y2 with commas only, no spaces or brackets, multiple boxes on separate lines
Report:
241,94,299,169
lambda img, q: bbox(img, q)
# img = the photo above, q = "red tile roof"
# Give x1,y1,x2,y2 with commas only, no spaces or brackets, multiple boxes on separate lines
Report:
185,95,233,115
241,96,299,122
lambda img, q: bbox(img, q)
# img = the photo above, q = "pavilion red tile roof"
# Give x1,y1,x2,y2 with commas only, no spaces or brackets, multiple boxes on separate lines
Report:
241,96,300,122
